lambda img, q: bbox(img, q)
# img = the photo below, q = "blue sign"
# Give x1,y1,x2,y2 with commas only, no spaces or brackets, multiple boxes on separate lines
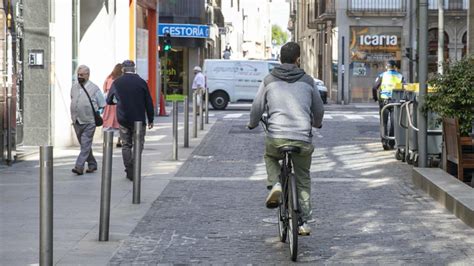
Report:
158,23,209,39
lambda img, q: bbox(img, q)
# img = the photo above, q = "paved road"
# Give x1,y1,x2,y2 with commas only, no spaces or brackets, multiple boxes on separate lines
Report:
110,104,474,264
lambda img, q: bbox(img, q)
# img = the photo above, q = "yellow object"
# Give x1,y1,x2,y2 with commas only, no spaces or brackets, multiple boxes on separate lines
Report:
404,83,436,93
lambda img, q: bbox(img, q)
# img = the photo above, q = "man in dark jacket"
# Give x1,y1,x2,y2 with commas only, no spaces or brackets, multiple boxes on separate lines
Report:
106,60,154,180
248,42,324,235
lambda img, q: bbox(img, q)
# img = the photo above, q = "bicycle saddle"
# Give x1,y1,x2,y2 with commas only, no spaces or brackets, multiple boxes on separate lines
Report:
278,146,301,154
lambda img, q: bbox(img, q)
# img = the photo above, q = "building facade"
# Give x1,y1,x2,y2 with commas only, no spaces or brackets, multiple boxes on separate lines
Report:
158,0,223,98
220,0,273,60
0,0,162,165
292,0,468,104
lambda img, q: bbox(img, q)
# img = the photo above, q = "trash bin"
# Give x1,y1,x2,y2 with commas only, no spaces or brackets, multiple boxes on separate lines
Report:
391,89,406,161
402,83,442,166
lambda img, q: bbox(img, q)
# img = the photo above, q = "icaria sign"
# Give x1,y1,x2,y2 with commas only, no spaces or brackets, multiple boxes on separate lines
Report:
359,35,398,46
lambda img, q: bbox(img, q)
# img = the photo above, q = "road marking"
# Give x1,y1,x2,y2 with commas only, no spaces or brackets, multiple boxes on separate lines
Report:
344,114,364,120
223,113,244,119
324,115,333,120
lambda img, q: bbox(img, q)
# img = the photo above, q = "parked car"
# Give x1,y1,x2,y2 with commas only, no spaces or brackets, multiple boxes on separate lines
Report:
314,78,328,104
203,59,280,110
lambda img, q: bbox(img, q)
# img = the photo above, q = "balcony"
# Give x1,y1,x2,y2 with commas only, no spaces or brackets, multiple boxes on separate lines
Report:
428,0,468,10
347,0,407,17
428,0,469,12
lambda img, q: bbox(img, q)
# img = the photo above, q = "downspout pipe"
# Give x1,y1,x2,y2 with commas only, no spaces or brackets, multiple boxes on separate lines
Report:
418,0,429,168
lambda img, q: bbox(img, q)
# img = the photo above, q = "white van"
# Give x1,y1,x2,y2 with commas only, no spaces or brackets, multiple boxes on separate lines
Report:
203,59,280,110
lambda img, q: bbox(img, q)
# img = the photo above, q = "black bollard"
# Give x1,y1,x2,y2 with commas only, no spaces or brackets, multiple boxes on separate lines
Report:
99,131,114,241
133,121,143,204
40,146,53,266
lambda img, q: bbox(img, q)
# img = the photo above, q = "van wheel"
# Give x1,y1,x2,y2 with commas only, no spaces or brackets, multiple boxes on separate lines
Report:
210,91,229,110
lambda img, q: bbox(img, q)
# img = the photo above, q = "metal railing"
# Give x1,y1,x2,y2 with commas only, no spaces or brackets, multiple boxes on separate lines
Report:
348,0,407,13
428,0,468,10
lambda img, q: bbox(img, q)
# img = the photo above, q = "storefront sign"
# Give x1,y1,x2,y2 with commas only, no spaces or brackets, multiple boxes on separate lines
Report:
158,23,209,38
349,26,402,103
359,35,398,46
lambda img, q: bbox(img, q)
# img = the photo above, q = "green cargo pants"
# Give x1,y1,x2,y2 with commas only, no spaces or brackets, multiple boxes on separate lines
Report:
264,137,314,222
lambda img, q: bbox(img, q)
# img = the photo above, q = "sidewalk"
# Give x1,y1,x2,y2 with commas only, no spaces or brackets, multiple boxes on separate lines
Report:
0,111,214,265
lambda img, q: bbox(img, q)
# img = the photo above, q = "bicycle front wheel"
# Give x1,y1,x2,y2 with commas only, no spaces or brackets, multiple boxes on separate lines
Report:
288,173,299,261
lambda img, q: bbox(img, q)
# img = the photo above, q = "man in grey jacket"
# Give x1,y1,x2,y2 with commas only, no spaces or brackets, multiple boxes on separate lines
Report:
70,65,105,175
248,42,324,235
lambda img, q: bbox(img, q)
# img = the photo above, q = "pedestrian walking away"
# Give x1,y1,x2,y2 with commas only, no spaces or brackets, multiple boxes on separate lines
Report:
372,59,405,150
106,60,155,181
70,65,106,175
247,42,324,236
102,63,123,147
192,65,206,114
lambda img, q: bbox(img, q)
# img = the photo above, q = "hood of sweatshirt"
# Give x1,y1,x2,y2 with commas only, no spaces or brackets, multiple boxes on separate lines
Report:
270,63,306,83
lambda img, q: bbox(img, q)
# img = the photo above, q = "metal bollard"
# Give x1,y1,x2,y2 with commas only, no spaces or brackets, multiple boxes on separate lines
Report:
40,146,53,266
133,121,143,204
99,131,114,241
172,101,178,160
199,90,204,130
184,96,189,147
193,91,198,138
205,88,209,124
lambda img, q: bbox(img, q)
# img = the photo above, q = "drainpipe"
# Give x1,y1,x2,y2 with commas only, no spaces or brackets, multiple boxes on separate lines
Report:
438,0,444,74
72,0,79,77
418,0,428,168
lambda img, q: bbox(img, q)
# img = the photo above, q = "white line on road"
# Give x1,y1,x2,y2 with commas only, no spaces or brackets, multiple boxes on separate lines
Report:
344,114,364,120
223,113,244,119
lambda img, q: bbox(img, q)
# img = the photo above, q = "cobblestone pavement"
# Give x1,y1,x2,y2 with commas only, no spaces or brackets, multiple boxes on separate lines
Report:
110,106,474,264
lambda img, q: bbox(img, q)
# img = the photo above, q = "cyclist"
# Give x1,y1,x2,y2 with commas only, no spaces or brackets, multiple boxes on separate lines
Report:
248,42,324,235
372,60,404,149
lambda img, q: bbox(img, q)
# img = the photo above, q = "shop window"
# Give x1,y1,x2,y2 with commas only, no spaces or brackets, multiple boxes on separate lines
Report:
160,48,185,96
349,26,402,103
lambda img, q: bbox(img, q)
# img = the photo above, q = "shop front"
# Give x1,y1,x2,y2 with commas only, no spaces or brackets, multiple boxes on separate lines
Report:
158,23,208,100
349,26,402,103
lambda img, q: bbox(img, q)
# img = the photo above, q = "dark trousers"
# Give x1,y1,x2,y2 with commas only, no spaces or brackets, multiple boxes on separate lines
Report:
379,100,395,146
119,125,146,174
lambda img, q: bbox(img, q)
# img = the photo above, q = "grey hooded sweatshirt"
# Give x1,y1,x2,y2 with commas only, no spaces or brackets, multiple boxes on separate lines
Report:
249,63,324,143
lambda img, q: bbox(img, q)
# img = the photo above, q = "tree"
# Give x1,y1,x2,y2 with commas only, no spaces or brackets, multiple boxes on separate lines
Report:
272,25,288,46
424,56,474,136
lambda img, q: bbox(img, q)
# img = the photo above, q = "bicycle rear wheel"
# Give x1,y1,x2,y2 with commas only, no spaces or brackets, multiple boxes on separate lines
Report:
278,194,287,242
288,173,299,261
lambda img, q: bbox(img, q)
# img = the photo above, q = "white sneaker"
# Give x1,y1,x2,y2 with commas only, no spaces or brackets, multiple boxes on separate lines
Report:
298,222,311,236
265,183,282,209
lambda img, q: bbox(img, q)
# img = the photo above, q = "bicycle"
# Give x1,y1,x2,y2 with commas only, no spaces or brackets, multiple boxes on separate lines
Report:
277,145,302,262
257,116,302,261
